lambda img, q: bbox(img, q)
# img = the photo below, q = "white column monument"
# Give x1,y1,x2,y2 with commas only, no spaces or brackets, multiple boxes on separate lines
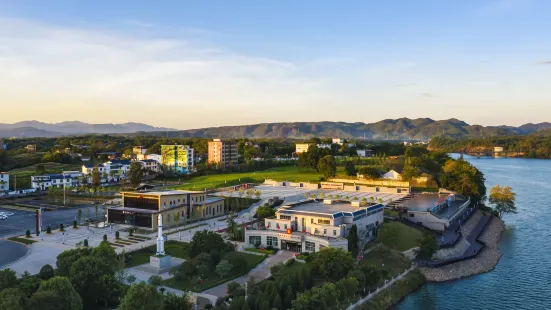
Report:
150,214,172,270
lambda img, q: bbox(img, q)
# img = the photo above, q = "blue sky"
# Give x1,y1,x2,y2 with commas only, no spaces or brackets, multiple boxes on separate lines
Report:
0,0,550,128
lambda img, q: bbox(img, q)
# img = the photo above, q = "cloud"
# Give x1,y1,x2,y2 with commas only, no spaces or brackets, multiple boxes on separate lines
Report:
420,92,436,98
536,60,551,65
0,18,331,128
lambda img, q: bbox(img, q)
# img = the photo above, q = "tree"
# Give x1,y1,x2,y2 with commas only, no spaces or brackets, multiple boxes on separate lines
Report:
119,283,163,310
189,230,228,258
29,290,65,310
39,264,55,281
344,161,356,176
489,185,516,218
115,231,120,239
227,282,242,296
401,164,421,181
256,205,275,219
33,276,83,310
148,275,163,287
441,159,486,202
347,224,359,257
272,294,283,309
0,269,19,292
163,292,192,310
310,248,354,282
359,167,381,179
216,260,233,278
0,288,28,310
91,167,101,188
254,190,261,199
298,145,331,171
18,272,41,298
128,162,144,188
417,233,438,260
317,155,337,179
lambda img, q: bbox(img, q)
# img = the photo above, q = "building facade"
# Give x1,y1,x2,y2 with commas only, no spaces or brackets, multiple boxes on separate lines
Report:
31,171,83,191
403,194,471,231
133,146,148,155
81,160,131,183
26,144,36,152
0,172,9,192
137,159,161,173
161,145,194,174
208,139,238,167
245,199,384,253
107,190,225,230
295,143,312,154
357,149,374,158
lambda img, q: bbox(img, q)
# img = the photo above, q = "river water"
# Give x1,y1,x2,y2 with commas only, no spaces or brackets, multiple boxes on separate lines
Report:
398,155,551,310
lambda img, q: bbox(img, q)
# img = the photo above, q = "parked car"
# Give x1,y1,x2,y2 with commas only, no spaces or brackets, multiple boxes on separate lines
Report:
0,215,7,220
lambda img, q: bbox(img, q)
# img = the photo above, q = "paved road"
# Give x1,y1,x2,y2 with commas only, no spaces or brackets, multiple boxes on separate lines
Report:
0,240,29,268
0,205,105,238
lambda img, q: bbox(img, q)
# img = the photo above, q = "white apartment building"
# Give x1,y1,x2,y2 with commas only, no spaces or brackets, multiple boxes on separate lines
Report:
295,144,312,154
31,171,83,191
0,172,9,192
245,199,384,253
137,159,161,173
146,154,162,164
357,149,374,158
82,160,131,183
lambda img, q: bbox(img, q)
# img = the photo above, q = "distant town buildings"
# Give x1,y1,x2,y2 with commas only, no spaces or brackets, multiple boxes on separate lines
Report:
356,149,374,158
208,139,238,168
382,169,402,180
160,145,194,174
0,139,6,150
133,146,148,155
145,154,162,164
81,160,131,181
0,172,9,192
31,171,83,191
137,159,162,173
295,143,312,154
26,144,36,152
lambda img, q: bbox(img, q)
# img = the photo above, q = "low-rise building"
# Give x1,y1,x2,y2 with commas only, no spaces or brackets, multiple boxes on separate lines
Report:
31,171,83,191
382,169,402,180
82,160,131,183
295,143,312,154
137,159,161,173
26,144,36,152
0,172,9,192
401,194,471,231
107,190,225,230
356,149,374,158
133,146,147,155
316,143,332,149
245,199,384,252
146,154,162,164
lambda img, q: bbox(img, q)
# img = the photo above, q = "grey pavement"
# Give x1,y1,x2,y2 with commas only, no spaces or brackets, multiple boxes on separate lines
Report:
0,240,29,268
4,242,71,276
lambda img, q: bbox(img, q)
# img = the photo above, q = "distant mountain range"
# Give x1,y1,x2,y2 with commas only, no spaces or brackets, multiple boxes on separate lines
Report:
1,118,551,139
0,121,175,137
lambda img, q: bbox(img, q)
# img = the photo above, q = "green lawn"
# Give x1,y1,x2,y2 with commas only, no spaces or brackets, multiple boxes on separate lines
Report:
124,241,189,268
361,246,412,279
163,252,266,292
377,221,422,252
8,237,37,245
384,209,401,217
167,166,349,191
10,162,82,188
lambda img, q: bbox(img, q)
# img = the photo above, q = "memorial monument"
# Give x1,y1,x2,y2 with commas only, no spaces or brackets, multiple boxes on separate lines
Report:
150,214,172,270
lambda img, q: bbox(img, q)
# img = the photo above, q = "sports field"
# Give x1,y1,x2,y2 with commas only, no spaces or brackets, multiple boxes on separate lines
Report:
168,166,343,191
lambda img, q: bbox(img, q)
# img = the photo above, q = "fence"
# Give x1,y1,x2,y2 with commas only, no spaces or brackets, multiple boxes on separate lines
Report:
329,178,410,187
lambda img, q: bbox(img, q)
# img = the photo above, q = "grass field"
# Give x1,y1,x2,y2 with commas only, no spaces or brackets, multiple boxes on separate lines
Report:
361,245,412,279
377,221,422,252
164,252,266,292
124,240,190,268
7,236,37,245
168,166,348,191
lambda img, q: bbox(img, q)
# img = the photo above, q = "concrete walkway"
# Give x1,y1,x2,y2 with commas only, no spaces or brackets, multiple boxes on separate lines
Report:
347,265,417,309
5,242,71,276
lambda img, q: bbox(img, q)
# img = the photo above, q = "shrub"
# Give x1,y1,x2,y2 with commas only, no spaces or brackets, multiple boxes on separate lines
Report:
115,231,120,239
46,226,51,234
83,239,88,247
285,259,295,267
128,229,133,236
59,224,64,232
26,229,31,238
39,264,55,280
73,221,77,228
103,234,107,242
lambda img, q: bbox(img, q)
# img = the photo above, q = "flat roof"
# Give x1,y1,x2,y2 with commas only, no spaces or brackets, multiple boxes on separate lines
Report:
399,194,446,212
290,202,360,215
122,190,204,196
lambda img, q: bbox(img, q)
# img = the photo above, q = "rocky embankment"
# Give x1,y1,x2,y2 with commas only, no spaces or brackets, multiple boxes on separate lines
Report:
420,212,505,282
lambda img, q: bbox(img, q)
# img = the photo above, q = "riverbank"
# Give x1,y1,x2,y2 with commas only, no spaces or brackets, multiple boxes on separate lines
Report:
419,215,505,282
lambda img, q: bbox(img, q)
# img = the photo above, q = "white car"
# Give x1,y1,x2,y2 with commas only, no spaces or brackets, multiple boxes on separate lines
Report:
0,215,7,220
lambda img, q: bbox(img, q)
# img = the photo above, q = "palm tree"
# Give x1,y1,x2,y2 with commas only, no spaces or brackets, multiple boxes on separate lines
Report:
344,195,350,201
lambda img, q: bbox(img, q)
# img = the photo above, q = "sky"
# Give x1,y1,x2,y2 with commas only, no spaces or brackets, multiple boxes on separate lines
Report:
0,0,550,129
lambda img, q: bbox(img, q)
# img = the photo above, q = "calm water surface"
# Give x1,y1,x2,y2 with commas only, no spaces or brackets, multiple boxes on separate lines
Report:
398,155,551,310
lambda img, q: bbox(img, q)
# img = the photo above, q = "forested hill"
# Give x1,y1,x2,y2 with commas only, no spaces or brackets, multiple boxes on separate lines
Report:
139,118,516,140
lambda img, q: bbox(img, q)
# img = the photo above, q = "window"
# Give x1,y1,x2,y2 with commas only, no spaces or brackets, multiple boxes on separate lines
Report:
305,241,315,252
311,219,314,224
318,219,330,225
323,229,327,235
267,236,278,247
249,236,261,246
280,215,291,220
409,213,415,218
333,230,337,236
284,224,287,229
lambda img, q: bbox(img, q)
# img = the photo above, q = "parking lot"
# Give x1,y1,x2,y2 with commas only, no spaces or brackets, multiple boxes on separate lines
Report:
0,205,105,238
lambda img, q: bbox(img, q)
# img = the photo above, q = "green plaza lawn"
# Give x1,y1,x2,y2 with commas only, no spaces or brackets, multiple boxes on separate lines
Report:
167,166,341,191
163,252,266,292
361,245,412,280
124,240,190,268
377,221,423,252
